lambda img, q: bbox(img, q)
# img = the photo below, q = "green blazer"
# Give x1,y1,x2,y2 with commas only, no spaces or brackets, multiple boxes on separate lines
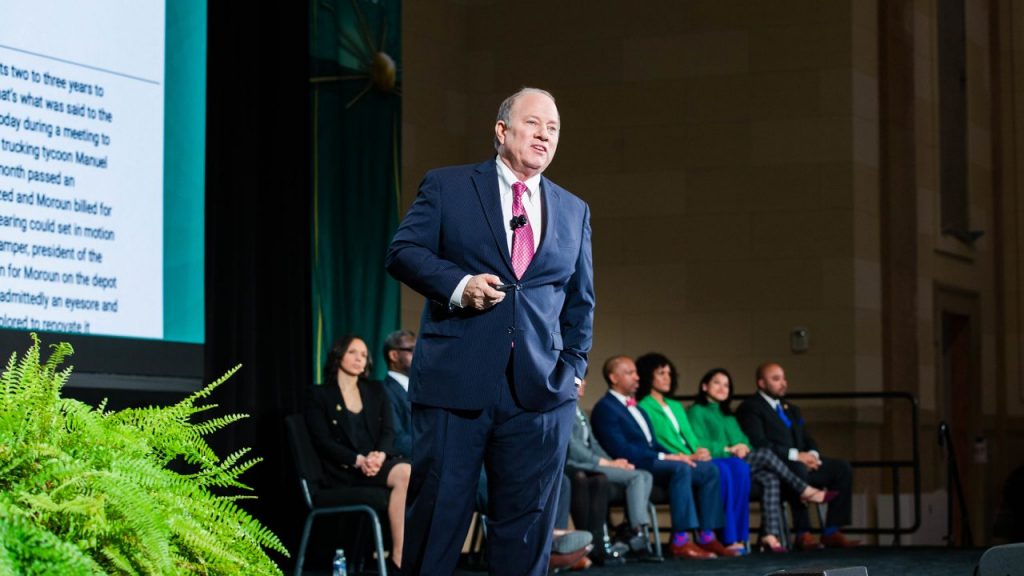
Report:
638,395,700,455
687,401,751,458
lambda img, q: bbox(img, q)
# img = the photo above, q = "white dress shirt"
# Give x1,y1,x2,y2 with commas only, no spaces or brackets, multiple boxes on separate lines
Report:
449,156,544,307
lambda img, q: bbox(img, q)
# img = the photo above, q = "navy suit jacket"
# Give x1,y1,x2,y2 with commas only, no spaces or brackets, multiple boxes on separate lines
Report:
590,392,669,471
735,393,819,463
381,375,412,457
385,159,594,411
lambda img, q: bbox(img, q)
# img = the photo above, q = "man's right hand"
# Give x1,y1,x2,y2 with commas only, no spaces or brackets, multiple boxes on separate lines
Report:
461,273,507,310
599,457,635,470
796,451,822,470
664,453,697,467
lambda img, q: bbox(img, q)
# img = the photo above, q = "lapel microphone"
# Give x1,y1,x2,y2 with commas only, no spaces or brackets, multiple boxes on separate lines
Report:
510,215,528,230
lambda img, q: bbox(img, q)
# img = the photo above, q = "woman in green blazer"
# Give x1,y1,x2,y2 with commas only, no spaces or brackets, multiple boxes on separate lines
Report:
688,367,834,552
635,353,748,555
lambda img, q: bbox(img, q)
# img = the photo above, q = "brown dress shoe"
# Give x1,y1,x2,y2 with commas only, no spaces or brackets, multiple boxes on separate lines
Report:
820,531,862,548
792,532,824,551
550,545,593,569
569,555,593,571
670,541,716,559
697,538,741,557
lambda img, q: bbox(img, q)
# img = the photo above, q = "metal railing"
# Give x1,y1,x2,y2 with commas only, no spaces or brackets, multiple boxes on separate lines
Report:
674,390,921,545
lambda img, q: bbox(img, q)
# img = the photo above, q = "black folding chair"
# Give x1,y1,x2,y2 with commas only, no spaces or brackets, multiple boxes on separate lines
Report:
285,413,390,576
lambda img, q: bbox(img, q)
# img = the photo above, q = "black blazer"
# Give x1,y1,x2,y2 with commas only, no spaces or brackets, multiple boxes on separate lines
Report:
305,379,396,485
735,393,819,462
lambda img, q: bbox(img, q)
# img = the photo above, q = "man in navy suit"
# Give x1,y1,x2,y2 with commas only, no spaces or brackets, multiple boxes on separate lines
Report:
590,355,728,560
386,87,594,575
380,330,415,458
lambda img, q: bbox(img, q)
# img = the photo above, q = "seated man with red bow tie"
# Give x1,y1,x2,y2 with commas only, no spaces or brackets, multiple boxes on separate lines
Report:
590,355,728,559
735,362,860,550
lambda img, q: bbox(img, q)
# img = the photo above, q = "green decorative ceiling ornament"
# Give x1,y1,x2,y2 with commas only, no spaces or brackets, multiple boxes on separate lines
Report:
311,0,401,108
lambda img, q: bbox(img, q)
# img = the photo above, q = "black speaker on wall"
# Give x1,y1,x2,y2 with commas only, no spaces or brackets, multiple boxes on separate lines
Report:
765,567,869,576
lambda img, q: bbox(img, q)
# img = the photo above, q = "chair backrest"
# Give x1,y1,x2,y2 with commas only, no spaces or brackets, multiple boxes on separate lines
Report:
977,542,1024,576
285,413,325,510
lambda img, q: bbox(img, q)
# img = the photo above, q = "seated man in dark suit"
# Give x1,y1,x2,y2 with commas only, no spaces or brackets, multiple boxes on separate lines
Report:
735,362,859,549
380,330,415,458
590,355,727,559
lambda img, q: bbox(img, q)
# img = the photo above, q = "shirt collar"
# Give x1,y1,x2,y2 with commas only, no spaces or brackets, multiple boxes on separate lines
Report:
388,371,409,392
496,156,541,198
758,390,780,409
608,389,632,407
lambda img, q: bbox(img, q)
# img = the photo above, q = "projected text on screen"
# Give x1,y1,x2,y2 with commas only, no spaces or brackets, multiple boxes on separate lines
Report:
0,2,165,339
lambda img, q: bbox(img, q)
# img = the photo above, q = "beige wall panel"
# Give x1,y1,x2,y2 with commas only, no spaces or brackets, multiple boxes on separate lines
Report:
821,68,855,118
751,117,852,165
749,25,850,72
684,167,747,214
597,263,687,315
750,70,821,118
623,32,750,81
745,165,823,211
684,259,758,312
822,257,855,309
854,258,882,311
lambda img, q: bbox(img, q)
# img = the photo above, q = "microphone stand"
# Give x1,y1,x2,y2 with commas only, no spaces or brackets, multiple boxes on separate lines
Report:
938,421,973,547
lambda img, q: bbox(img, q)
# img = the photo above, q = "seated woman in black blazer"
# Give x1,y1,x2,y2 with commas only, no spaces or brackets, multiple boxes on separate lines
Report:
306,334,411,569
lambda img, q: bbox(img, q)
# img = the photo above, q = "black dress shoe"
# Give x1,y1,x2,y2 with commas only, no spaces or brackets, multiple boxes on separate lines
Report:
608,540,630,556
631,546,665,563
591,545,626,566
627,532,649,552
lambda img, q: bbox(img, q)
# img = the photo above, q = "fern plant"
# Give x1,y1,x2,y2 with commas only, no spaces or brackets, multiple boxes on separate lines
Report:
0,334,288,575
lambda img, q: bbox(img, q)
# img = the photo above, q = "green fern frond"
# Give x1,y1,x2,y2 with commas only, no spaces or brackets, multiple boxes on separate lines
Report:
0,336,286,575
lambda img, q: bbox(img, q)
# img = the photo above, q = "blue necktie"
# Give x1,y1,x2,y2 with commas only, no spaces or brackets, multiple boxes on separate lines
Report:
775,402,792,428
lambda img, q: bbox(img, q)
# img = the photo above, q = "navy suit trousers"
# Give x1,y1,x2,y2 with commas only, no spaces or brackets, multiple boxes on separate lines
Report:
402,375,575,576
648,459,723,534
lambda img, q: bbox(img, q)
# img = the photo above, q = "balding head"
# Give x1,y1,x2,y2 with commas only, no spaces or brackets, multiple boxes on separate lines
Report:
755,362,787,398
602,355,639,397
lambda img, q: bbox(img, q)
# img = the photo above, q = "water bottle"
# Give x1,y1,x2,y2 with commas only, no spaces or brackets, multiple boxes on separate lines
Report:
332,548,347,576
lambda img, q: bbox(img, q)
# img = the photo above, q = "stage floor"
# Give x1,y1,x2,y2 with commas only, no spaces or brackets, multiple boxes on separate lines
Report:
301,546,985,575
453,546,985,576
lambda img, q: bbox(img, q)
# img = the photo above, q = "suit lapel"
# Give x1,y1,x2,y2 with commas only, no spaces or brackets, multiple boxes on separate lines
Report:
472,162,514,274
609,394,650,446
527,176,559,277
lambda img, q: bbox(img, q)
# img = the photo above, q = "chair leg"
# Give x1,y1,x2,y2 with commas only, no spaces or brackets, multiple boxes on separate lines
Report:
295,513,316,576
780,501,791,545
647,503,662,558
367,509,387,576
468,513,488,567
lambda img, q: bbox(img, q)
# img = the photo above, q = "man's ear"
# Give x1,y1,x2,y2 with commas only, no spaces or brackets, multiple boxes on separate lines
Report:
495,121,507,145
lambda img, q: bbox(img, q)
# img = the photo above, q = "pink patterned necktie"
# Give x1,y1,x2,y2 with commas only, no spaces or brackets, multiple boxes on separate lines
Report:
511,181,535,279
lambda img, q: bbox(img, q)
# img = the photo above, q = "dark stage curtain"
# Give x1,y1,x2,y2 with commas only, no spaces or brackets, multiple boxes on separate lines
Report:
310,0,402,383
205,0,311,568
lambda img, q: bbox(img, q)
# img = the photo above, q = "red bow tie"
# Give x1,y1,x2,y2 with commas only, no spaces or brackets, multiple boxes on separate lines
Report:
626,397,637,408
